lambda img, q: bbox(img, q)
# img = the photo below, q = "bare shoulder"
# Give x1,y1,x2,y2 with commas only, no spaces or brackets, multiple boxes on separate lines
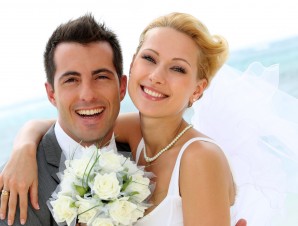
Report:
180,137,233,189
181,138,228,167
179,136,235,202
179,133,235,223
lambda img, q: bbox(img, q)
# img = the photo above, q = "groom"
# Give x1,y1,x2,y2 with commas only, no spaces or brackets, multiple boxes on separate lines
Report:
0,14,127,226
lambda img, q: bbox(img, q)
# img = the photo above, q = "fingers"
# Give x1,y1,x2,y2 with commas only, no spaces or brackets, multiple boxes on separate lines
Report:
7,189,17,225
0,174,4,220
29,179,40,210
235,218,247,226
0,189,9,221
18,190,28,225
0,152,38,225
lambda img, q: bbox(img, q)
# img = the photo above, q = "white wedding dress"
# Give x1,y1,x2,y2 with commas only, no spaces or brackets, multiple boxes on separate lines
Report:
134,137,236,226
191,63,298,226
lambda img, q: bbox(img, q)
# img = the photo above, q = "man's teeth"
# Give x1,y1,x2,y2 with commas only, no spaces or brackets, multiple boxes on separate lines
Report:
77,108,103,116
144,87,165,98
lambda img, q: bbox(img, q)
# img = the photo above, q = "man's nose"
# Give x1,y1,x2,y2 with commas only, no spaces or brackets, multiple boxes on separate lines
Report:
79,81,96,102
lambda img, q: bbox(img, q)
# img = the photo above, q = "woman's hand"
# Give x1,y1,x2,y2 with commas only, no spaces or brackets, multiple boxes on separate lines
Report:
0,119,54,225
0,142,39,225
236,219,247,226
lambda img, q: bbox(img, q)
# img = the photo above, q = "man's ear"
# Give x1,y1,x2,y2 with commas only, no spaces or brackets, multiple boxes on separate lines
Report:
119,75,127,102
129,54,136,76
45,82,57,107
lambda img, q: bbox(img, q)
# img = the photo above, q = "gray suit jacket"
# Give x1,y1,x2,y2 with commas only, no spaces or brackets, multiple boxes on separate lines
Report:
0,125,131,226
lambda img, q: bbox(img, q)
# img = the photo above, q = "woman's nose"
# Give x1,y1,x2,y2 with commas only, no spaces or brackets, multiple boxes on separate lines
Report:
148,66,166,84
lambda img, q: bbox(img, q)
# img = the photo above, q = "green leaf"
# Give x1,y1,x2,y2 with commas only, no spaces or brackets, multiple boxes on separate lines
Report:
121,176,132,192
70,202,76,208
129,191,139,196
74,185,88,197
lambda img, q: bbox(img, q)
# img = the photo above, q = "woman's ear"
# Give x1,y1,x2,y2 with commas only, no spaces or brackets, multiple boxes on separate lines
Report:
194,78,208,99
188,79,208,107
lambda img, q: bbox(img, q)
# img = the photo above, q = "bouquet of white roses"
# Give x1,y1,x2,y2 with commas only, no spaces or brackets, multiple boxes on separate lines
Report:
48,145,152,226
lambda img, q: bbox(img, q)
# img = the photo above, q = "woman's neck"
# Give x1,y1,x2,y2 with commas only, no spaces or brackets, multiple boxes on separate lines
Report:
140,115,188,156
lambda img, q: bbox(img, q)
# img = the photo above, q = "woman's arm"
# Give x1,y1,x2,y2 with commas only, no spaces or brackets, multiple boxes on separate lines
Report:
114,112,142,157
0,119,54,225
180,141,234,226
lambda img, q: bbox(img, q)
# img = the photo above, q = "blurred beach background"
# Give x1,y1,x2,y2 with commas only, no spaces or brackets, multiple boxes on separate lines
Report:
0,1,297,225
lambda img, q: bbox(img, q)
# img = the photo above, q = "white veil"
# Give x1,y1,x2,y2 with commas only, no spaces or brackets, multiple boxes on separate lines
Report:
191,62,298,226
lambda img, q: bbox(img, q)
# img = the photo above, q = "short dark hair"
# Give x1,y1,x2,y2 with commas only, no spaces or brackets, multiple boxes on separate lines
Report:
44,14,123,87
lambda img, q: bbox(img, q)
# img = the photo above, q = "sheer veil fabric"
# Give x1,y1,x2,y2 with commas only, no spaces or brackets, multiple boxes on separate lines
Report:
191,63,298,226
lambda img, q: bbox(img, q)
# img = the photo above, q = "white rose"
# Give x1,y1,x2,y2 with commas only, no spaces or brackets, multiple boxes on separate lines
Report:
69,158,95,179
82,144,99,156
58,171,78,196
122,158,142,175
91,217,114,226
99,151,123,172
109,197,142,225
92,172,121,200
76,196,100,224
50,195,77,225
125,174,151,203
131,205,146,223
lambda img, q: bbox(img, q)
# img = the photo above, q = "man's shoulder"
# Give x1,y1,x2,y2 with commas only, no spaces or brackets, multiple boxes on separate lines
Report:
38,125,60,152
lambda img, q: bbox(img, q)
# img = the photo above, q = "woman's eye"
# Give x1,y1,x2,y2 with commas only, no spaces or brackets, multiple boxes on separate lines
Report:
142,54,156,63
171,66,186,74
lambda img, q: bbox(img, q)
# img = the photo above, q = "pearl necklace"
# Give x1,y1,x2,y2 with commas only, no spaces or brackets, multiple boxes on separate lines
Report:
143,124,193,163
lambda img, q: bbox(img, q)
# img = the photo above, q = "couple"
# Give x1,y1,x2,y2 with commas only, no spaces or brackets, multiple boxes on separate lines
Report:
0,13,247,225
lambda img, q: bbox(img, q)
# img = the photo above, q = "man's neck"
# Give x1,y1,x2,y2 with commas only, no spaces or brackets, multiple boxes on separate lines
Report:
54,122,116,159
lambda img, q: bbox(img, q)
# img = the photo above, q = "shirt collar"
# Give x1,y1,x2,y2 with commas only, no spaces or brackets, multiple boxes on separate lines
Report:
54,122,117,160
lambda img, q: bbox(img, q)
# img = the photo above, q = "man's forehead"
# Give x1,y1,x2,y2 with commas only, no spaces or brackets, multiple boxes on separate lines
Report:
54,42,115,69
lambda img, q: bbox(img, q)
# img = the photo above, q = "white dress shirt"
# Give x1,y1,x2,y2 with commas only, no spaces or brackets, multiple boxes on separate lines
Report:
54,122,117,160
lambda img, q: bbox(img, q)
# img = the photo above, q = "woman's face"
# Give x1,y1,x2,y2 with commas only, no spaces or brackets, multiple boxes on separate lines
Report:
128,27,205,118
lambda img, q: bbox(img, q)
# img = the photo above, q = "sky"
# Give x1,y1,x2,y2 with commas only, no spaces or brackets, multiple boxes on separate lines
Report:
0,0,297,106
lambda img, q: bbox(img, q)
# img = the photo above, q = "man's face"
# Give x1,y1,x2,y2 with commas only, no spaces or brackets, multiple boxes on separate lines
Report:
45,42,127,146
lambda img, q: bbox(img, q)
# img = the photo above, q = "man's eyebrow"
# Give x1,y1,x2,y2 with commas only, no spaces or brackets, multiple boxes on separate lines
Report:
92,68,115,75
61,71,80,77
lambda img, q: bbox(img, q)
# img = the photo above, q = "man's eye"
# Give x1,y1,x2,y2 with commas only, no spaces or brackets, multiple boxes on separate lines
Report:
171,66,186,74
64,78,77,83
96,75,109,80
142,54,156,63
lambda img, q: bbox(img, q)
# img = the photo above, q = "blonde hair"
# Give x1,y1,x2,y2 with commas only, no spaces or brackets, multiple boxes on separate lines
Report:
136,12,229,86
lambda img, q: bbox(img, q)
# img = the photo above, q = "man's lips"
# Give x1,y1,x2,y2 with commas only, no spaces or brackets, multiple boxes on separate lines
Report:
75,108,104,117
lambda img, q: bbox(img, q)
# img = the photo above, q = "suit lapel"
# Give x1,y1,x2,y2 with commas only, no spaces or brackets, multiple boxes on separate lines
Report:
40,125,64,184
